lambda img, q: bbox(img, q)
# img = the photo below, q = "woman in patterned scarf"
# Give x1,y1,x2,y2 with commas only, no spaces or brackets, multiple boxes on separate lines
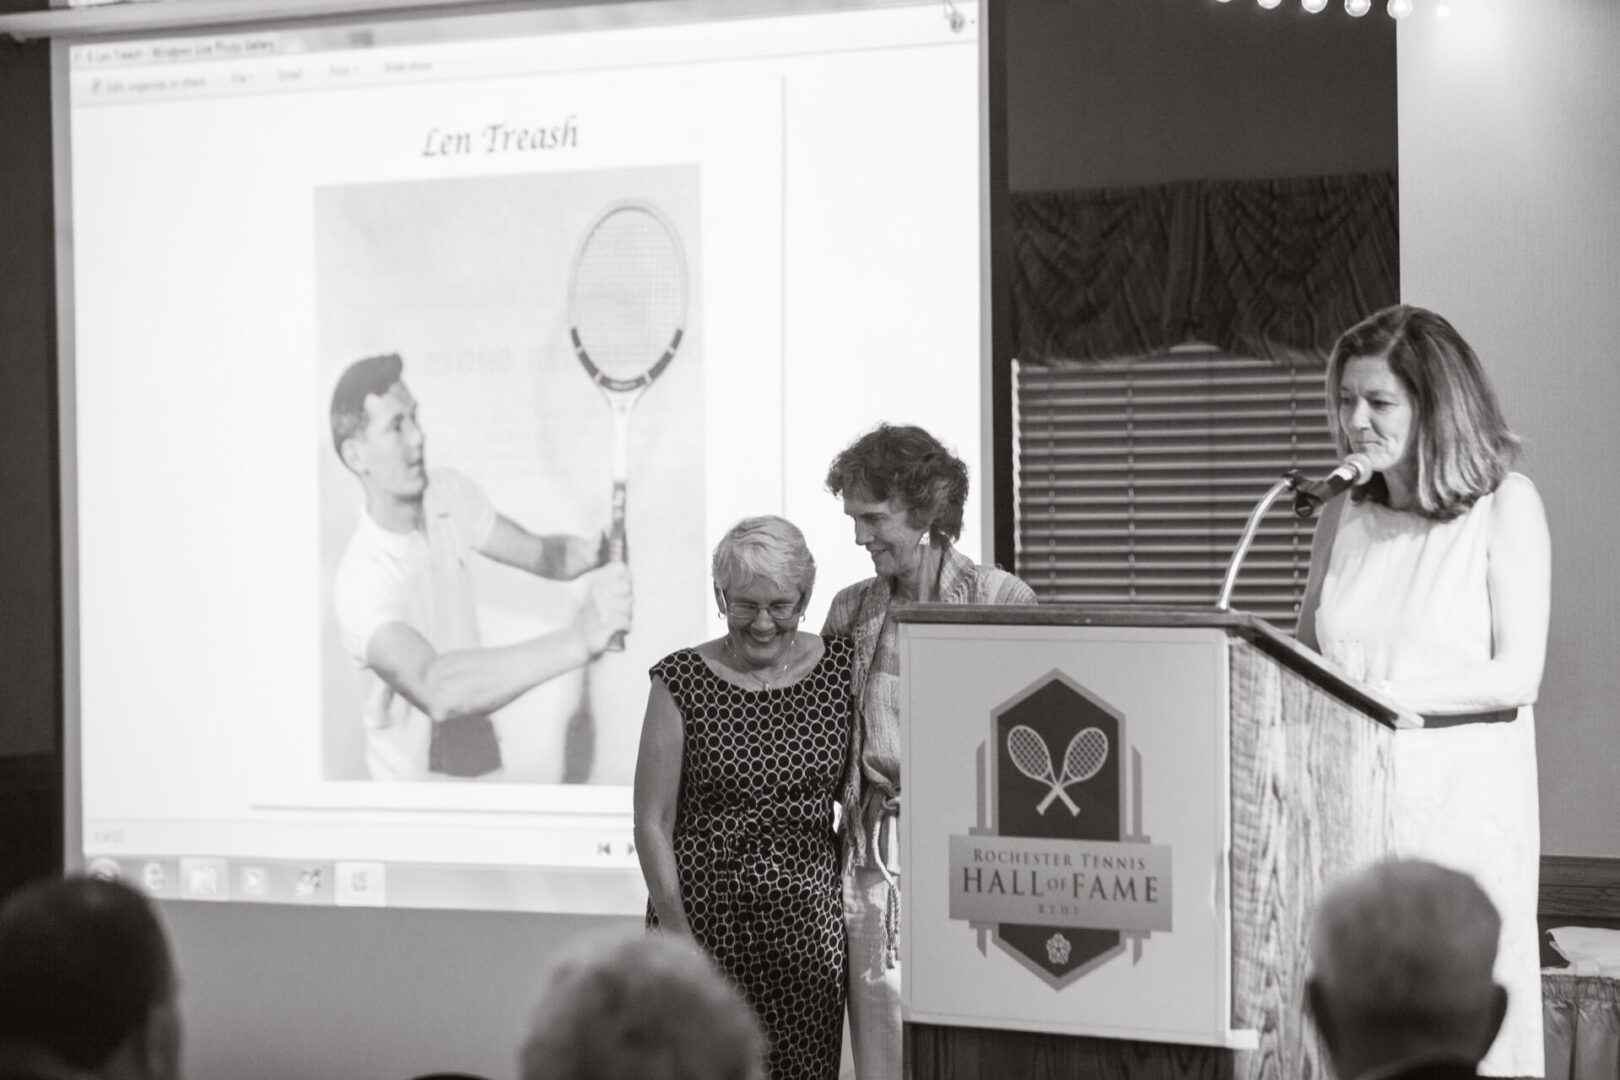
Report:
822,425,1035,1080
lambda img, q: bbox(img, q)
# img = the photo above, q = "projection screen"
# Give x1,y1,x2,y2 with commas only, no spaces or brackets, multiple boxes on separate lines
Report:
57,0,986,915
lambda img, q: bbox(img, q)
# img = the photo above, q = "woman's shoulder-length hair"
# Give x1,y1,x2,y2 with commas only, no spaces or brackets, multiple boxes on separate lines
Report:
1326,304,1520,520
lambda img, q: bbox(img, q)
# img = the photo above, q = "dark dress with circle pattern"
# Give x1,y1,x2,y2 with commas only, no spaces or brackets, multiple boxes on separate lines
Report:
646,635,853,1080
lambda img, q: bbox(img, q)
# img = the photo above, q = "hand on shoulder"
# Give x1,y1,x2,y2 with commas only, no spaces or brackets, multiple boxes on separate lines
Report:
821,577,876,635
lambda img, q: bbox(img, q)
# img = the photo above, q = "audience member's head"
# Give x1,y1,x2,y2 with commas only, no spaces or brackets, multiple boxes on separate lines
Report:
0,874,181,1080
1308,859,1507,1080
519,931,763,1080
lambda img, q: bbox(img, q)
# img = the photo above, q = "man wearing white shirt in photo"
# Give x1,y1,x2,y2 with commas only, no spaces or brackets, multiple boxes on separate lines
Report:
330,352,632,781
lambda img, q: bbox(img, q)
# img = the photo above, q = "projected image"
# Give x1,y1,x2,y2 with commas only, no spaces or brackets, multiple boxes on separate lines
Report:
314,167,705,786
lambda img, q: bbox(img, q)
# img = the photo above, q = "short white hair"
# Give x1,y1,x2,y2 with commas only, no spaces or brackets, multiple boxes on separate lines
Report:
519,931,764,1080
1310,859,1501,1041
711,515,816,599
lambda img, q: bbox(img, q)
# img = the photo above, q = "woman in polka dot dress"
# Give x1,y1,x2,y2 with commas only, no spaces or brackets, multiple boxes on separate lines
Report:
634,515,851,1080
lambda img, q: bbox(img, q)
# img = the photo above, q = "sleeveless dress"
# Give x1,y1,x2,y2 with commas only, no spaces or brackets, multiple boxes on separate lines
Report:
647,636,853,1080
1315,480,1543,1077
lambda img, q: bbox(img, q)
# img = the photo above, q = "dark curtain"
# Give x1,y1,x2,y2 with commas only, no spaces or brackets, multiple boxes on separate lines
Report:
1012,171,1398,366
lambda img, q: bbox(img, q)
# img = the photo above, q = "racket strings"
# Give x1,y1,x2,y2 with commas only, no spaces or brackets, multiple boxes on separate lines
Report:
571,209,686,381
1060,729,1109,782
1007,725,1057,781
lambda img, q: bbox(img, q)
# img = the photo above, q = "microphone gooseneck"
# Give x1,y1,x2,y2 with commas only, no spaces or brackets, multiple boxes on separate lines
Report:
1217,455,1374,611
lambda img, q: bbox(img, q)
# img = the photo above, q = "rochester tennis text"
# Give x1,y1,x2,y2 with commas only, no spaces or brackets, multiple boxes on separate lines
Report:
966,848,1149,871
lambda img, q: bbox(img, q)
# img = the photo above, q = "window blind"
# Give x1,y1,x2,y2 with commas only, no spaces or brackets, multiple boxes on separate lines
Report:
1014,348,1340,635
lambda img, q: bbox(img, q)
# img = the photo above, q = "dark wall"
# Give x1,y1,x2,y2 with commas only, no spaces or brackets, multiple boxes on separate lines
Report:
0,35,62,893
1003,0,1397,192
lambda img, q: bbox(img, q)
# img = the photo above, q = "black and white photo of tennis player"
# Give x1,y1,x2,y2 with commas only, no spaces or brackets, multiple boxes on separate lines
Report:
328,352,633,781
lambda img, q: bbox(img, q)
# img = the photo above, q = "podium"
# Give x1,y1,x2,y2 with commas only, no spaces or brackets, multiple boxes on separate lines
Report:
894,603,1419,1080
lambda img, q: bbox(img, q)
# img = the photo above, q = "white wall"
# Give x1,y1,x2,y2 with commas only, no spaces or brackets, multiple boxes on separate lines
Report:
1397,0,1620,857
166,903,632,1079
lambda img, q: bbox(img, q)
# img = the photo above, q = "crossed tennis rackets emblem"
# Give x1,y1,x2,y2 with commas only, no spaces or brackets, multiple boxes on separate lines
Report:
1006,725,1109,816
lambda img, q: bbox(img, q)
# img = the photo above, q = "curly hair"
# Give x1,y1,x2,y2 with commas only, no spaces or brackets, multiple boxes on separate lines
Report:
1327,305,1519,520
824,423,970,542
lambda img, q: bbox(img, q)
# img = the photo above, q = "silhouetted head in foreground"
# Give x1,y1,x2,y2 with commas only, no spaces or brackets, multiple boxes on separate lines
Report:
1308,859,1506,1080
0,874,181,1080
520,931,764,1080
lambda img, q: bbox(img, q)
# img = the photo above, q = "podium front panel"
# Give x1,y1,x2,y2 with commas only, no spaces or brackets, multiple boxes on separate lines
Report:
899,622,1253,1049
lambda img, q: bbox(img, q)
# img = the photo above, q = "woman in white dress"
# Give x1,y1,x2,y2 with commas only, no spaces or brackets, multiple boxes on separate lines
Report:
1298,304,1551,1078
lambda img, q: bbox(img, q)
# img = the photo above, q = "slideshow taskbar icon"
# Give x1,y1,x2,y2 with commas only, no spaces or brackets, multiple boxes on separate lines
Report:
84,856,387,906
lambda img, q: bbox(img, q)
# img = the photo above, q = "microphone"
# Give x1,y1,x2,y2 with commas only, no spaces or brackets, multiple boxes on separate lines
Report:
1317,453,1374,498
1293,453,1373,515
1221,453,1375,608
1221,452,1372,608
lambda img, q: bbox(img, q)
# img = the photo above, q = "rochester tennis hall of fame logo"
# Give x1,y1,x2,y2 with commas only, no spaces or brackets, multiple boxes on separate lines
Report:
948,670,1173,989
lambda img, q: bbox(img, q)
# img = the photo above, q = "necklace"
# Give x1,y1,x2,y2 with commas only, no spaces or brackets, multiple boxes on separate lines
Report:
724,631,798,691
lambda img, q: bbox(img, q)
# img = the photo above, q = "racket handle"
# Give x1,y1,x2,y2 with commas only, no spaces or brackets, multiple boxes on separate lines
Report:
1037,786,1081,816
606,483,628,652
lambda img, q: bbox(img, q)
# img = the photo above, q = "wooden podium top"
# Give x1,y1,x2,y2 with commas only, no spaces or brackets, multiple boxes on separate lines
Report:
889,602,1422,730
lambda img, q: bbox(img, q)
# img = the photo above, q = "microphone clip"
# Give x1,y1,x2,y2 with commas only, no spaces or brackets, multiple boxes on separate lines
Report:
1287,470,1331,519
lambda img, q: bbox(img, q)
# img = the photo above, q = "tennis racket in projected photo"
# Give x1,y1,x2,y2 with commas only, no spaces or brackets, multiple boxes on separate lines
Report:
568,199,690,651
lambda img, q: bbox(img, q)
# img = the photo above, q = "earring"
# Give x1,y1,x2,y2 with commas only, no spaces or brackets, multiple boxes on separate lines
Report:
918,531,931,547
798,613,807,624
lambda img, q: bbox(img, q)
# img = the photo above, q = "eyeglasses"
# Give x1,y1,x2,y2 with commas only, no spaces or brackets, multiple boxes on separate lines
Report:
723,597,801,621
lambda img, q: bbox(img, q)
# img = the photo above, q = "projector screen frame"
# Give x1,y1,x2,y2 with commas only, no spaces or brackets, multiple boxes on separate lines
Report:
9,0,662,41
51,0,1002,909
